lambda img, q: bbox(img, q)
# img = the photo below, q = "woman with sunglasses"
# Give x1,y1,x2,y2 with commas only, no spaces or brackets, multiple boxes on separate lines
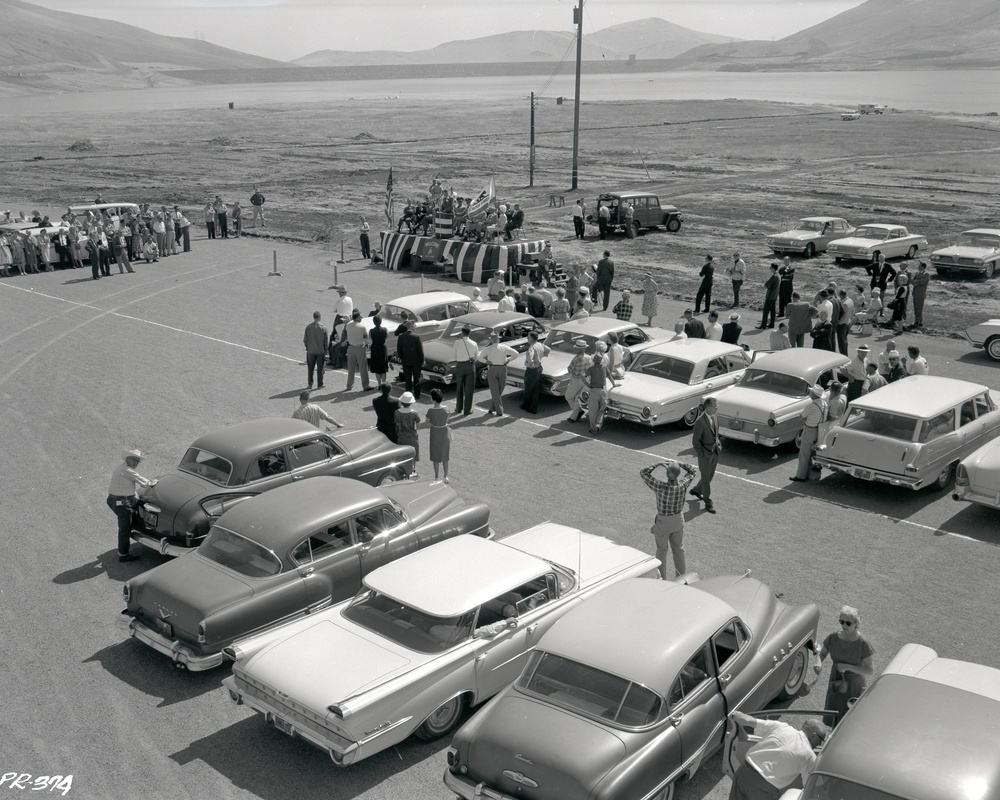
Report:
816,605,875,726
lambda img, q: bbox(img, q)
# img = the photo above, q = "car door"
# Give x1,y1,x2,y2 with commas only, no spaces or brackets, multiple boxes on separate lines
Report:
919,407,960,471
647,196,662,226
711,620,760,718
287,435,353,482
294,520,363,612
667,643,727,768
354,505,416,574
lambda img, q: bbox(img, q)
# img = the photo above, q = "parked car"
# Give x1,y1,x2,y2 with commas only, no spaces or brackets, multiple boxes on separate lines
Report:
814,376,1000,490
222,524,660,765
506,317,671,397
964,318,1000,362
68,202,140,230
857,103,886,114
713,349,850,448
400,310,547,388
444,574,820,800
929,228,1000,278
131,418,414,556
765,217,854,257
581,339,757,428
778,643,1000,800
827,223,927,263
953,438,1000,509
120,476,490,671
588,192,682,236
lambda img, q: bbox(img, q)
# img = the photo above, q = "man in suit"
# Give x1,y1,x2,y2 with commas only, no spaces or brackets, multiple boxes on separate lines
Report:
593,251,615,311
757,263,780,329
683,308,706,339
865,253,896,295
395,322,425,400
691,397,721,514
721,312,742,346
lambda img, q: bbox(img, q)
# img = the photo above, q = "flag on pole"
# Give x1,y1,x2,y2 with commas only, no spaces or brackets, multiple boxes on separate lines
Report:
384,167,394,227
467,175,496,219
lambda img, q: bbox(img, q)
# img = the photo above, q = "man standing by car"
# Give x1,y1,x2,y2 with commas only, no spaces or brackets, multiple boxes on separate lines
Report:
791,386,827,482
846,344,870,402
910,261,930,328
691,397,721,514
481,332,516,417
303,310,329,390
728,252,746,308
785,292,812,347
344,310,372,392
108,449,153,562
866,253,896,295
640,459,697,579
721,312,742,346
396,321,425,400
684,308,706,339
695,255,714,314
452,326,479,416
598,203,611,239
593,251,615,311
292,390,344,430
250,187,266,227
520,330,551,414
571,199,585,239
778,257,795,317
757,263,780,329
727,711,829,800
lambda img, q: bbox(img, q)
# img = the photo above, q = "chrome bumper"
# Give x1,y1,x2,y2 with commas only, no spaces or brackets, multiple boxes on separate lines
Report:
718,424,781,447
444,771,515,800
119,614,223,671
131,530,194,557
952,486,1000,506
813,457,921,488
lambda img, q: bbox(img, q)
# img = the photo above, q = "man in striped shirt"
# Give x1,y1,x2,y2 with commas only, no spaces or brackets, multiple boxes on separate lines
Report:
612,290,633,321
292,390,344,430
640,460,697,578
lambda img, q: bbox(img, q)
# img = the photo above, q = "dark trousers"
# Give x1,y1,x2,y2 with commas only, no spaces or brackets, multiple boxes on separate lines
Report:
454,361,476,414
207,220,216,239
360,232,370,258
182,228,190,251
402,364,422,399
847,378,864,402
99,248,111,276
594,282,612,311
836,323,850,355
697,451,718,505
89,249,101,280
521,366,543,413
307,352,325,387
728,763,781,800
732,280,743,307
107,495,133,556
779,289,793,317
792,333,805,347
217,213,228,237
761,297,777,328
695,283,712,313
913,293,925,326
598,218,608,239
233,218,241,237
573,216,585,239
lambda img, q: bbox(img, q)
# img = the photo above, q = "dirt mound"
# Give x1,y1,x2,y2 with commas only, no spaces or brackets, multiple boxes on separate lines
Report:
208,136,237,146
353,132,378,140
67,139,97,152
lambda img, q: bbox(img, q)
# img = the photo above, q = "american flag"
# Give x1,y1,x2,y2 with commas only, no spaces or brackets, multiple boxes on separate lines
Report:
467,175,496,219
384,167,394,227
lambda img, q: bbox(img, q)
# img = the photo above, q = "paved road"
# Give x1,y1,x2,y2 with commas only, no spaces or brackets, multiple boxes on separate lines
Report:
2,236,998,800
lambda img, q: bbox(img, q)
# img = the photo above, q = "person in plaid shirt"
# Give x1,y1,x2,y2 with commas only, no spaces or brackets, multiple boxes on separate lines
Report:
612,290,633,321
640,460,697,578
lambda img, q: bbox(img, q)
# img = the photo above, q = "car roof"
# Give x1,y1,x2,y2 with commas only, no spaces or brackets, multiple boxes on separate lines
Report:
215,476,384,552
447,310,537,328
68,203,139,212
363,534,551,617
797,216,847,223
190,418,323,463
854,222,901,231
551,317,645,336
638,338,744,361
960,228,1000,236
851,376,988,416
537,579,737,696
749,349,848,381
386,291,469,312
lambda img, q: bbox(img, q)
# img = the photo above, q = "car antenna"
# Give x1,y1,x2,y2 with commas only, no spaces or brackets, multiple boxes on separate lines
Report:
730,569,752,586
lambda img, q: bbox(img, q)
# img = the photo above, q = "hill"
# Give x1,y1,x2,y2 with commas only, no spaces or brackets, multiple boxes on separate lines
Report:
292,18,732,67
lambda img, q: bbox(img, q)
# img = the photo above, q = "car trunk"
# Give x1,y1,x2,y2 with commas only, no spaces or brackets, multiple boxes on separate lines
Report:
137,472,213,539
717,387,796,423
382,481,459,527
823,428,914,476
968,445,1000,493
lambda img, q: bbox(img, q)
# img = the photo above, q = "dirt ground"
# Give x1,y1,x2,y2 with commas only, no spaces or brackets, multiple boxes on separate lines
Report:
4,96,1000,334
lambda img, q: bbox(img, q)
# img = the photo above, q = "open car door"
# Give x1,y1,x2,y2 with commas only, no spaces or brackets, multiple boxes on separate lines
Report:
723,710,840,779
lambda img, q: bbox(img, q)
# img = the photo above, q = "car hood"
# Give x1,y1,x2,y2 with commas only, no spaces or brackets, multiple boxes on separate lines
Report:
466,693,627,798
830,236,886,247
382,480,461,528
933,245,998,259
610,373,694,406
241,618,412,709
771,230,817,241
715,386,801,421
821,427,914,475
963,442,1000,491
130,553,253,634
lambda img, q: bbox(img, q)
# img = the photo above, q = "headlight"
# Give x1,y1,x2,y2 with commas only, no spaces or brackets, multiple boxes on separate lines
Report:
641,406,652,419
955,464,969,487
200,494,254,518
930,254,941,261
974,259,984,265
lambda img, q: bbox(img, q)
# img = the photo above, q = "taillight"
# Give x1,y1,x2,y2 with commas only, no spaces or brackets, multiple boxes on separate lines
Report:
197,621,207,644
123,583,131,603
955,464,969,487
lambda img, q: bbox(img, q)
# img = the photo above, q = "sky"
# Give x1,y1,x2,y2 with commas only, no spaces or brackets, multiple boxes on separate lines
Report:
23,0,865,62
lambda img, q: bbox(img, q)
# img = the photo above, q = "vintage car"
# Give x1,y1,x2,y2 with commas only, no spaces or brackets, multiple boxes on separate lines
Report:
778,643,1000,800
413,311,547,388
713,349,850,448
813,376,1000,490
222,524,660,765
131,418,414,557
929,228,1000,278
964,318,1000,361
68,202,140,230
119,476,490,671
444,574,819,800
765,217,854,257
580,339,757,428
588,192,682,236
953,438,1000,509
506,318,671,397
826,223,927,263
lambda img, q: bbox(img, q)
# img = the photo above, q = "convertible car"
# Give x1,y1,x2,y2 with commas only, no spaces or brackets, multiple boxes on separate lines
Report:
765,216,853,257
826,223,927,263
445,574,819,800
222,524,660,765
120,476,490,671
131,418,414,556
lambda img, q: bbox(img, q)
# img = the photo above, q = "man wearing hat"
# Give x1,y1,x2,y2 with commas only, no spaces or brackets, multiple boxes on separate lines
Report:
480,331,517,416
452,325,479,415
846,344,870,402
564,339,591,423
791,386,828,482
395,321,425,400
332,285,353,331
721,312,742,345
108,449,153,562
368,301,383,318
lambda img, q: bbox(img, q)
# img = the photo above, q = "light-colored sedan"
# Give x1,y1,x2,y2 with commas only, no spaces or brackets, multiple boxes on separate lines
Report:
964,318,1000,362
929,228,1000,278
953,438,1000,509
814,376,1000,490
583,339,757,428
221,524,659,766
765,216,853,257
713,349,849,448
827,223,927,263
506,317,672,397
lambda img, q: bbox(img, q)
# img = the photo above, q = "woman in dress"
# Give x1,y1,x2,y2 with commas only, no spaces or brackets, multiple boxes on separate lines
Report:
550,287,571,323
425,388,451,484
395,391,420,479
816,605,875,726
565,268,580,310
368,315,389,387
641,272,659,326
890,282,909,334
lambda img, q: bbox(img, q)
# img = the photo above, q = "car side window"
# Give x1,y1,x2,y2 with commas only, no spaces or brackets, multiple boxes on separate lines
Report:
712,620,748,670
920,409,955,442
669,645,712,708
354,507,393,542
975,393,993,416
725,352,749,372
246,448,287,481
959,400,977,426
648,197,660,209
423,305,448,322
705,357,728,379
476,576,552,630
446,302,470,318
817,369,833,390
621,329,649,347
288,437,337,469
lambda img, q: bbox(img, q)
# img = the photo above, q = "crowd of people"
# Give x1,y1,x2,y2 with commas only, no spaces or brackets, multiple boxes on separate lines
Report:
394,178,525,244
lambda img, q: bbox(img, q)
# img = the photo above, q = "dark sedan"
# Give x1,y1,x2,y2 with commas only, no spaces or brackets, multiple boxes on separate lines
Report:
120,475,491,671
131,418,414,556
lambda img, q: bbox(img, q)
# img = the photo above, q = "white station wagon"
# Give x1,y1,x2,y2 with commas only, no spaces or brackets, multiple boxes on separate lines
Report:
827,223,927,263
221,525,659,766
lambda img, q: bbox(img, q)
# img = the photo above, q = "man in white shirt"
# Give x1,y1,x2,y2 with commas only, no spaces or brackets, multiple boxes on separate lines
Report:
108,449,153,562
906,345,929,375
333,285,354,330
769,322,791,350
292,390,343,430
669,321,687,342
452,326,480,415
480,331,517,416
497,287,516,312
705,310,723,341
343,310,372,391
727,711,829,800
571,200,585,239
727,252,747,307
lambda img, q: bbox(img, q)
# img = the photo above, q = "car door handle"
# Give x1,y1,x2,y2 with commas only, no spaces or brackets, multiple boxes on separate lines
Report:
292,474,303,481
526,624,538,635
669,713,684,727
719,672,733,685
299,567,314,577
476,654,486,664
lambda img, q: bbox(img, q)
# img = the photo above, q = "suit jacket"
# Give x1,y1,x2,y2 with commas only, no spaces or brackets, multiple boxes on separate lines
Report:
396,331,424,367
692,411,721,457
526,293,546,318
372,395,399,442
763,273,780,300
721,322,742,344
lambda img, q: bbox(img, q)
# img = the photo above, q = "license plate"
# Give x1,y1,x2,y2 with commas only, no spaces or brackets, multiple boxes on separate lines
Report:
272,716,293,736
140,508,157,526
155,619,172,637
729,419,744,430
854,469,873,481
605,409,621,419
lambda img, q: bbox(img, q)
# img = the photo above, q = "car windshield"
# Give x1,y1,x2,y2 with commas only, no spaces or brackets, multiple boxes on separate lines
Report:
178,447,233,485
438,323,493,344
852,226,889,240
517,651,662,728
843,408,919,442
802,774,902,800
956,232,1000,249
546,330,597,353
738,368,811,397
628,352,695,383
197,526,281,578
793,220,825,232
343,589,475,653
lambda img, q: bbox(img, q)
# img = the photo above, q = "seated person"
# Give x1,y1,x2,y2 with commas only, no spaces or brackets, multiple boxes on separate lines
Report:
474,603,518,638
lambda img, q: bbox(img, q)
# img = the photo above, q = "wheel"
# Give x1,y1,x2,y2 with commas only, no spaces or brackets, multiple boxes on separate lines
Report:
778,644,810,699
414,695,466,741
906,245,918,259
475,364,489,387
679,406,700,429
983,262,995,279
632,221,641,238
935,267,949,277
666,217,681,233
833,256,842,264
929,462,955,491
377,469,401,486
791,428,803,451
986,336,1000,362
804,242,815,258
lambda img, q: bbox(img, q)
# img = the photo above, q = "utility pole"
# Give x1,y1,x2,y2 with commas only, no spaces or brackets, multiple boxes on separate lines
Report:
529,92,536,187
571,0,583,190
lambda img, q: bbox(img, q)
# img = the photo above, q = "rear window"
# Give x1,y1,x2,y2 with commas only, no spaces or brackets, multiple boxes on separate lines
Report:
178,448,233,485
739,368,810,397
197,527,281,578
547,330,596,353
343,589,474,653
517,651,662,728
843,408,919,442
629,352,695,383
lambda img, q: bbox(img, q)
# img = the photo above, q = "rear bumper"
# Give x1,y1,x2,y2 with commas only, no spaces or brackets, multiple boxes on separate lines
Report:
952,485,1000,506
119,613,223,671
444,771,516,800
131,529,194,557
813,457,921,488
717,420,782,447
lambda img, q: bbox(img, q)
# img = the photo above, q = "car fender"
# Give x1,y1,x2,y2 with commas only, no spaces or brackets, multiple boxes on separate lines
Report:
589,723,685,800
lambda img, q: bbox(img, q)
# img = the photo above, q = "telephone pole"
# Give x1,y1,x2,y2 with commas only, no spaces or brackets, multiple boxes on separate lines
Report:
571,0,583,190
529,92,536,187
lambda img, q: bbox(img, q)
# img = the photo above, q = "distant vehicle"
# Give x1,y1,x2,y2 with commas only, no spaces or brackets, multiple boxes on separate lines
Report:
765,216,854,257
963,318,1000,361
841,112,861,121
588,192,682,236
857,103,886,114
827,223,927,263
929,228,1000,278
